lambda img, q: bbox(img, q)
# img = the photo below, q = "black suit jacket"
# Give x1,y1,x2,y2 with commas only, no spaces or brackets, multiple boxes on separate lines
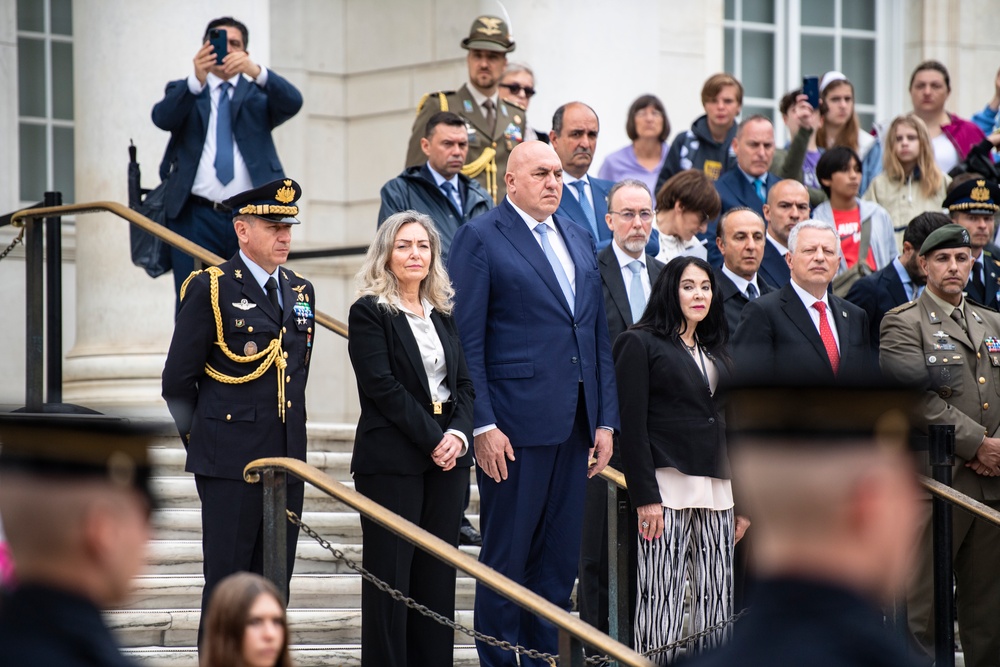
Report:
713,268,776,336
758,238,791,288
703,170,782,267
844,263,910,348
162,253,315,479
348,295,474,475
597,244,665,343
965,243,1000,309
613,330,729,509
732,282,873,382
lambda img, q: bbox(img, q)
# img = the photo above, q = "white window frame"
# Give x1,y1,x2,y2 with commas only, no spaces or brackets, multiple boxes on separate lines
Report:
17,0,74,205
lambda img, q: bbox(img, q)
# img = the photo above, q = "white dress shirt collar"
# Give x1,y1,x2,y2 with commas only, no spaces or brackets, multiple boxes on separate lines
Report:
721,264,760,296
766,232,789,256
239,250,281,291
466,85,499,115
611,239,644,269
789,277,829,311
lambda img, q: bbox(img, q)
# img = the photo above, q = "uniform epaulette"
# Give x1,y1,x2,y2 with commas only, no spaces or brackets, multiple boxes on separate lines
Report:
504,99,526,113
293,271,306,279
416,91,455,115
886,300,918,315
179,269,204,302
966,298,999,313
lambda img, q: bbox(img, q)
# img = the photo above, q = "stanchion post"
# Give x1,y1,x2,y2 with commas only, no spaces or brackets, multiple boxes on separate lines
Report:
44,191,63,405
608,480,633,656
559,629,587,667
25,210,44,412
262,468,289,603
928,424,955,667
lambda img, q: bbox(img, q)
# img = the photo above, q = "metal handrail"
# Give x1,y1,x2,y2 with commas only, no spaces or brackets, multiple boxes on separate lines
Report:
244,456,656,667
10,201,349,337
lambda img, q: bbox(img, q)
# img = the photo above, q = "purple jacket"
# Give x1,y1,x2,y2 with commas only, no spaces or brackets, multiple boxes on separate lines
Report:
942,113,986,160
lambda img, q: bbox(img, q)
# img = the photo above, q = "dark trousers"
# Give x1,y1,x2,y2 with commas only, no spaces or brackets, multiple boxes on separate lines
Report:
195,475,303,647
354,465,467,667
474,393,591,667
167,198,240,308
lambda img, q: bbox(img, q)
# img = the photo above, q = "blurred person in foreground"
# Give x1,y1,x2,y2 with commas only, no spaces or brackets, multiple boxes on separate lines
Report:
0,415,158,667
201,572,293,667
348,211,474,667
684,383,927,667
614,256,749,664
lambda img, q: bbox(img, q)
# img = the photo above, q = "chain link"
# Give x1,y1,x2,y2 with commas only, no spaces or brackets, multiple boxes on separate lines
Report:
289,510,746,666
0,228,25,262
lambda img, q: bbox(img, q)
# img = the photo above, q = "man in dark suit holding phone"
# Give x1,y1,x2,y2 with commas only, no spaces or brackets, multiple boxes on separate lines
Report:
152,16,303,305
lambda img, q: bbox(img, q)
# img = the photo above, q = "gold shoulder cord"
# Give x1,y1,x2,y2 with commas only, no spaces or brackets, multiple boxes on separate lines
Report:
200,267,288,422
462,147,498,204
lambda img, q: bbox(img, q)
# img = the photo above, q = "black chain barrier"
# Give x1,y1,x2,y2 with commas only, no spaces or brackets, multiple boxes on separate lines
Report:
288,510,747,666
0,228,24,262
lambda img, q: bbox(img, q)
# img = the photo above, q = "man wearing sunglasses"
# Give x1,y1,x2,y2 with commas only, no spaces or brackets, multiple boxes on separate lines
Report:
405,16,529,205
499,63,548,143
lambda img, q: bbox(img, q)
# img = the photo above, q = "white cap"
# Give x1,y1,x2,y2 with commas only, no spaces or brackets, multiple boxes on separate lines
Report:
820,71,848,94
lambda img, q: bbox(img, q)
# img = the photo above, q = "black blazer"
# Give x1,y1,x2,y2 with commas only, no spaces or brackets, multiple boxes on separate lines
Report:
758,239,791,288
731,282,873,383
348,295,474,475
713,267,776,337
597,244,665,343
844,263,909,349
613,329,729,509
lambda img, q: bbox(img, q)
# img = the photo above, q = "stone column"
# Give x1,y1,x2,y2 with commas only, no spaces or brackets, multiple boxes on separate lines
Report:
67,0,268,416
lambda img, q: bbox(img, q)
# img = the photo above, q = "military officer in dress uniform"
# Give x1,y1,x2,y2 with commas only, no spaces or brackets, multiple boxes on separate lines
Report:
404,16,529,204
161,177,316,646
945,178,1000,309
0,415,158,667
880,224,1000,667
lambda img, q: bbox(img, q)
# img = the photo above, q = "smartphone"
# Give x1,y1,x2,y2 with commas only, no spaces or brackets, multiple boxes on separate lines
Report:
209,28,228,65
802,76,820,109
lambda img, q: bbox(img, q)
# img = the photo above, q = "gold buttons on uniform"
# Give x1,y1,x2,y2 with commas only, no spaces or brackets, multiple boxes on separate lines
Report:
286,376,291,383
248,326,254,333
307,327,312,333
282,326,287,333
985,403,991,410
287,400,292,408
283,351,289,359
980,377,987,384
978,352,982,359
226,414,232,421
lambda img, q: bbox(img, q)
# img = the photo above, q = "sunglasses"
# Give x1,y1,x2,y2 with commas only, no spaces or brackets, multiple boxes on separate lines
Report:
499,83,536,98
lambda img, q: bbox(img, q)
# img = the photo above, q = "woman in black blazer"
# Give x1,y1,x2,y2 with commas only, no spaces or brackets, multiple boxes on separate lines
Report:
613,256,749,664
348,211,474,667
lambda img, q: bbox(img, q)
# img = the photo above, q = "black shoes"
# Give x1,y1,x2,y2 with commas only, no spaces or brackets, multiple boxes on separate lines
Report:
459,523,483,546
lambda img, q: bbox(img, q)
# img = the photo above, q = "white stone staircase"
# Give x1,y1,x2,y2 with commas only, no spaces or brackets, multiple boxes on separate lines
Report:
112,423,483,666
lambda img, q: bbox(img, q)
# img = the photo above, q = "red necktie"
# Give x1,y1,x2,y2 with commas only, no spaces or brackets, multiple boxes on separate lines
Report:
812,301,840,375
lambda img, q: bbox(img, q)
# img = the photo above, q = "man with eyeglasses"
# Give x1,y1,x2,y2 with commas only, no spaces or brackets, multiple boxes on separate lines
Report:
759,179,812,288
405,16,529,204
581,178,665,641
499,63,548,143
551,102,659,256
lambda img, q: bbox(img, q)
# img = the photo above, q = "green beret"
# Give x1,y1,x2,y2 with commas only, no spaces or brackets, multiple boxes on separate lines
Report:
919,223,971,256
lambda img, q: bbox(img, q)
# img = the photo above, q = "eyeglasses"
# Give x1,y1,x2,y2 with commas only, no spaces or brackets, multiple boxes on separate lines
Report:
609,209,655,223
499,83,536,98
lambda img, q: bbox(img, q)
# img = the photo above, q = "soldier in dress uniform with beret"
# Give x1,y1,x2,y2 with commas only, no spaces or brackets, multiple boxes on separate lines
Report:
945,177,1000,309
880,223,1000,667
161,177,315,645
0,414,159,667
405,16,529,204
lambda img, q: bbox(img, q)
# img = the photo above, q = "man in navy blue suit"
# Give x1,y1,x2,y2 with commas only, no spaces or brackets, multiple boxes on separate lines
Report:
846,211,949,348
706,115,781,266
551,102,658,257
758,179,811,288
449,141,620,666
152,16,303,303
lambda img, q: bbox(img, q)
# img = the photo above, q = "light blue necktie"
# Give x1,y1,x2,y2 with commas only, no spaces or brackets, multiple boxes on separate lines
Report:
535,223,575,315
753,177,766,203
215,82,234,185
745,282,758,300
571,180,600,240
440,180,462,216
627,260,646,323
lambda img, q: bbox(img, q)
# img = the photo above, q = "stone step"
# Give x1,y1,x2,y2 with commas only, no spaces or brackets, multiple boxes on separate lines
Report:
151,509,361,540
151,423,358,454
123,644,481,666
144,539,481,575
149,448,356,478
150,476,480,513
107,608,476,647
124,574,478,610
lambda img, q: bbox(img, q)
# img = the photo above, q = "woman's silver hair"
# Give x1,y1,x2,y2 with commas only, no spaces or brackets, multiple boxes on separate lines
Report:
787,219,841,256
502,62,534,79
356,210,454,314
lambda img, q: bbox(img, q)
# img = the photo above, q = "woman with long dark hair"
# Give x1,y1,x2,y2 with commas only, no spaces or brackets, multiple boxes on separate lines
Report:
613,256,748,664
201,572,293,667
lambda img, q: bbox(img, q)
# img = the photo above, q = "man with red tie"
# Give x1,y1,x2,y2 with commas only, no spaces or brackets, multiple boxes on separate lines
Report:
731,219,874,383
